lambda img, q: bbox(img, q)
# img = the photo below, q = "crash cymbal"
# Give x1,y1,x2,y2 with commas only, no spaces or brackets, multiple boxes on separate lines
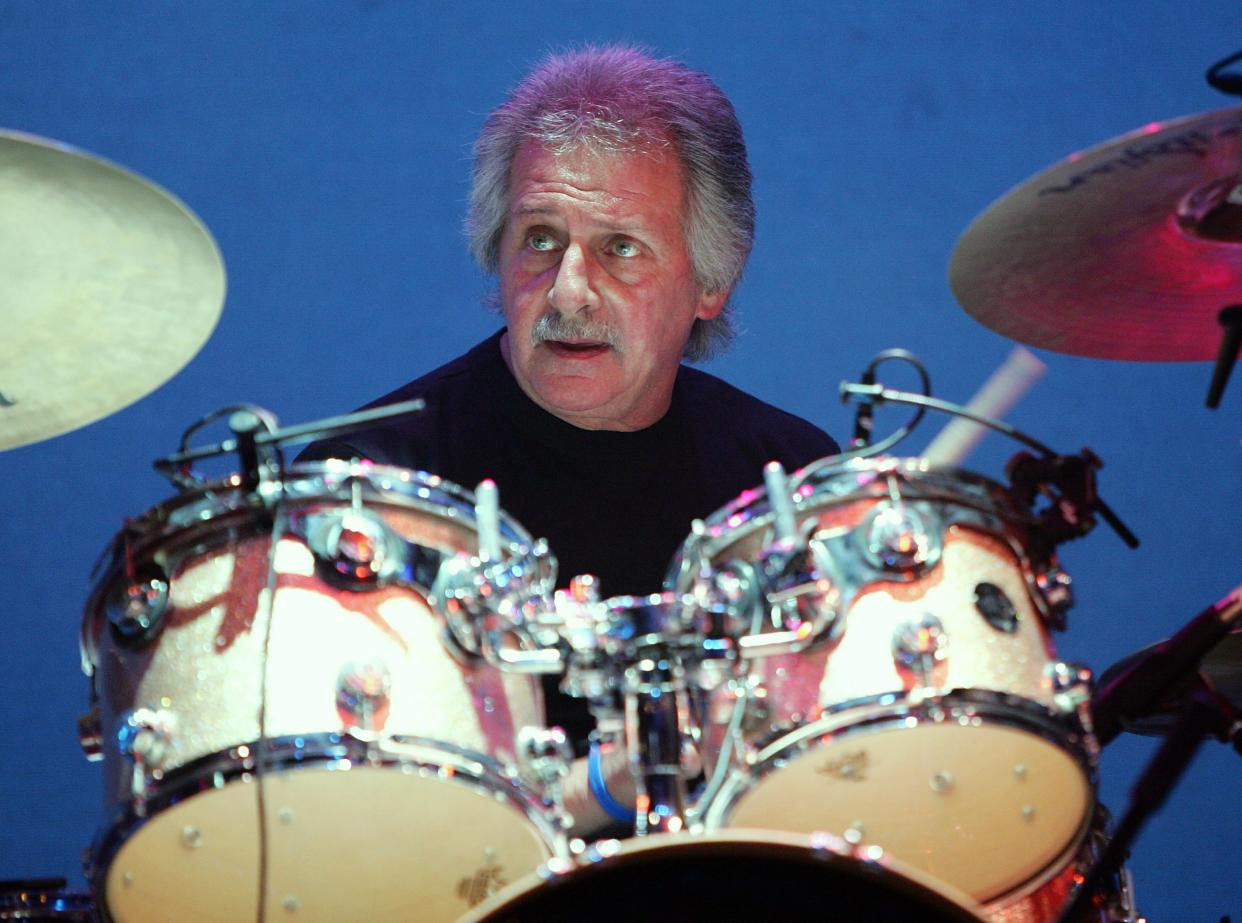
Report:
950,105,1242,361
0,130,225,451
1096,626,1242,737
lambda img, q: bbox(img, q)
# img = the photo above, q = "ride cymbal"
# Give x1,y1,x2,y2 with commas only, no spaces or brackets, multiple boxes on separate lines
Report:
949,106,1242,361
0,130,225,451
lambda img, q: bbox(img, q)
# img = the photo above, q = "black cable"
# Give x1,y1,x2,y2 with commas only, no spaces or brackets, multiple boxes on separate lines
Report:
798,350,932,484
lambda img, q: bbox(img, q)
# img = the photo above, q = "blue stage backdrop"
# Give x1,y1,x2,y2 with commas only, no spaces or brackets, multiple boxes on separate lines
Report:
1,3,1239,919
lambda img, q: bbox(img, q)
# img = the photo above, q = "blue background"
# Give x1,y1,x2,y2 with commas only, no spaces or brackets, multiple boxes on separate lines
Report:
1,3,1239,918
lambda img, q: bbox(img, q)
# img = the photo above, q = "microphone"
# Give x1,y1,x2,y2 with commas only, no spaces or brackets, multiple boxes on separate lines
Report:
229,409,266,494
850,367,876,448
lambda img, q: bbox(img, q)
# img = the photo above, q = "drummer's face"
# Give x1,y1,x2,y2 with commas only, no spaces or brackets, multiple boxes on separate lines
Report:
497,141,726,431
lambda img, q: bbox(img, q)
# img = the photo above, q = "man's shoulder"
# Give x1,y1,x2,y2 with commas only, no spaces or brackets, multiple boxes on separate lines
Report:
677,364,839,455
356,331,503,410
297,332,504,465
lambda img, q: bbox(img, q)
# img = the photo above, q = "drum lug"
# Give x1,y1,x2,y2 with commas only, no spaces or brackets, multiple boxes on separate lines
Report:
756,545,839,646
517,725,574,825
116,707,178,816
1034,562,1075,630
1047,660,1096,729
105,566,170,646
860,500,941,574
335,659,392,734
302,507,406,590
433,540,560,669
517,725,572,784
891,614,950,689
78,706,104,762
697,560,762,638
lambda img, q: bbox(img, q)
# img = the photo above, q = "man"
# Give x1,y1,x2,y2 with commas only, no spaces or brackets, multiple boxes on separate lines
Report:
303,45,838,831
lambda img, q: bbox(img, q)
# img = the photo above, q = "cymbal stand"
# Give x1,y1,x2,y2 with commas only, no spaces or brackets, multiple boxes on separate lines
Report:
1204,54,1242,408
1205,304,1242,408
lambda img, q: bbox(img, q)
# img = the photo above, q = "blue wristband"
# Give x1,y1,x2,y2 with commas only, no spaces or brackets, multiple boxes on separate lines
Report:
588,742,636,823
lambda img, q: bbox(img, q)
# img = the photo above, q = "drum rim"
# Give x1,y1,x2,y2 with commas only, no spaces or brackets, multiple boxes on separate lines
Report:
456,829,987,923
88,731,567,917
664,455,1036,591
79,460,539,673
740,687,1094,764
94,459,533,566
701,688,1097,904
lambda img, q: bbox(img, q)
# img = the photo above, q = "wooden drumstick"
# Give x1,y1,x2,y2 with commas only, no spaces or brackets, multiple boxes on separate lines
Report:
923,346,1046,467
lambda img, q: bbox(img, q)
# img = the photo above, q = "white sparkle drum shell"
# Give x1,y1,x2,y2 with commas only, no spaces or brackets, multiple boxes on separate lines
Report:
458,832,988,923
82,462,559,923
669,457,1097,906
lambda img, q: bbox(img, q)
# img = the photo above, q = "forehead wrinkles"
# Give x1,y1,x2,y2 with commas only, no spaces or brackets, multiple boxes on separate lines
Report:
510,182,658,231
506,143,682,229
512,184,629,217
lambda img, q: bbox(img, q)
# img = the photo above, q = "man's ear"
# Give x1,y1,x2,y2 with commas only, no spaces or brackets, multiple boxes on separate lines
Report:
695,288,728,321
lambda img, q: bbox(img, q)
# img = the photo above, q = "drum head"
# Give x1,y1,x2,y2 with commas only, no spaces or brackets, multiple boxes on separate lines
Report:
462,832,986,923
103,767,551,923
724,720,1092,901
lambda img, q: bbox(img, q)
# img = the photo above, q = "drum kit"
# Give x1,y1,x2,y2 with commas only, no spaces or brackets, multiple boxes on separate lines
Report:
3,95,1242,922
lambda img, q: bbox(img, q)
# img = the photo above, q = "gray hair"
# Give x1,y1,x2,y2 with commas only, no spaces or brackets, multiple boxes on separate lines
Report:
468,45,754,361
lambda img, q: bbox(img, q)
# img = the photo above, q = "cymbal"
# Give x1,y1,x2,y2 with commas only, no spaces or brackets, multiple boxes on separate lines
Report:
0,130,225,451
949,106,1242,361
1096,626,1242,737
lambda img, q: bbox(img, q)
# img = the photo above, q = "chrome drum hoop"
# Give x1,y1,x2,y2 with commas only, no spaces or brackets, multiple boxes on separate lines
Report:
89,730,568,865
665,456,1062,626
732,688,1097,774
80,460,543,672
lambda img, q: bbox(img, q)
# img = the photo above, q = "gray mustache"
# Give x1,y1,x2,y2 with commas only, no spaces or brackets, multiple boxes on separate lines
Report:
531,313,620,350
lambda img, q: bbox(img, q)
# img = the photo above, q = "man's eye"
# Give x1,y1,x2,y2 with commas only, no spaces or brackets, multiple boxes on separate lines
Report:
527,232,558,252
611,239,639,258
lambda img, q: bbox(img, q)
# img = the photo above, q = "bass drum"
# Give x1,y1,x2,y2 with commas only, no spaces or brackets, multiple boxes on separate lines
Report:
81,461,565,923
458,832,987,923
668,456,1098,907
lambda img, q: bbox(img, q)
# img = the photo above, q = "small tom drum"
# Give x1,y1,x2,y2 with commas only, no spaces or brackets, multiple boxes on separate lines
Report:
668,457,1097,906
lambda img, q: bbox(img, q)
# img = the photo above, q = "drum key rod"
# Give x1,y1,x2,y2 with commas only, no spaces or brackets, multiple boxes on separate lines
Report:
475,479,502,562
763,461,798,546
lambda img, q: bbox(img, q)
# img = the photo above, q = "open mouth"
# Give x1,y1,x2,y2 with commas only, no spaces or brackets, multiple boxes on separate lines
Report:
544,340,611,359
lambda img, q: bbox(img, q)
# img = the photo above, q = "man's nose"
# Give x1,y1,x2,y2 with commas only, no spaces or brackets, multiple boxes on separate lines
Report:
548,242,598,314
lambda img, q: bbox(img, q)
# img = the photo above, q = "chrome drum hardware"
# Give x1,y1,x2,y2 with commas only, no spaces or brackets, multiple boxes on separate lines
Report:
81,461,567,923
668,456,1099,907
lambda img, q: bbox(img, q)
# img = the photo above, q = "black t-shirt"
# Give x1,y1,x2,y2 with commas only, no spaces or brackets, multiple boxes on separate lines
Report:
301,331,839,746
